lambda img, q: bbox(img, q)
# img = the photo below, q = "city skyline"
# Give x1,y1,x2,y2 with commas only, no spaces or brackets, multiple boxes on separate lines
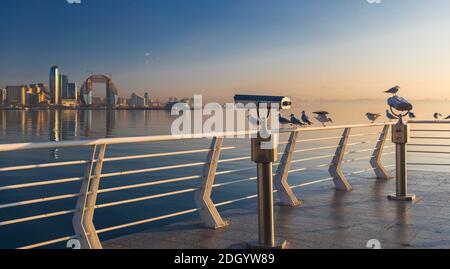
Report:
2,0,450,102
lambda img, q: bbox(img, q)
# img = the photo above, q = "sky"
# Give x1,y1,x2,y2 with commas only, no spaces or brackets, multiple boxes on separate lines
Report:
1,0,450,102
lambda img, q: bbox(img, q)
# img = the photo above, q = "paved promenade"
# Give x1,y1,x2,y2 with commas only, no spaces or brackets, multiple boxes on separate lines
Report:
104,170,450,249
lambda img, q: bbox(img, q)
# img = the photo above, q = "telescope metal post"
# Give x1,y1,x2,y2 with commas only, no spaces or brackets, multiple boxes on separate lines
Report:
249,135,288,249
388,116,416,202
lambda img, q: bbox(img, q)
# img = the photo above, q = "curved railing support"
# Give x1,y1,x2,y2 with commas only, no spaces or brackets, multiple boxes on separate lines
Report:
72,144,106,249
274,131,302,207
329,128,353,192
195,137,229,229
371,125,393,180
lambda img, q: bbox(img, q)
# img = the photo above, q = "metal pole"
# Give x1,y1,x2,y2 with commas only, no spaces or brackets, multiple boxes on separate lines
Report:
248,136,287,249
388,117,416,201
257,163,275,246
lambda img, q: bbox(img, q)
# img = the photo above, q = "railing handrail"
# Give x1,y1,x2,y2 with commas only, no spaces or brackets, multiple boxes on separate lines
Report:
0,122,393,152
408,120,450,124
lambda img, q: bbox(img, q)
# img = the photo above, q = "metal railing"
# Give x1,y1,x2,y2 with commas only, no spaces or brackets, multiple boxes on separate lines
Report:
408,120,450,166
0,123,395,249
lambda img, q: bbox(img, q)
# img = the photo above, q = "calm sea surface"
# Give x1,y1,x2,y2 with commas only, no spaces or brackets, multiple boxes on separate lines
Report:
0,100,449,248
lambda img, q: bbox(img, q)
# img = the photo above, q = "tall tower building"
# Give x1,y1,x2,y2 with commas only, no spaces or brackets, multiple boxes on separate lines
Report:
49,66,60,105
60,74,69,99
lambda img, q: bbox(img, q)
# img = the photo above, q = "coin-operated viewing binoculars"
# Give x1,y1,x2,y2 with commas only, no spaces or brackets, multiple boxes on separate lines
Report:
387,96,416,202
234,94,291,249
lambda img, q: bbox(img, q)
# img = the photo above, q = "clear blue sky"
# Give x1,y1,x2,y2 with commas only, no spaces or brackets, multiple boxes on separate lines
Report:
1,0,450,101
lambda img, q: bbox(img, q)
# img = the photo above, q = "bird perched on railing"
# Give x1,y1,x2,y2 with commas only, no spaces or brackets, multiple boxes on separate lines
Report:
366,113,381,123
278,115,292,126
385,86,400,96
446,115,450,120
301,111,313,125
290,114,306,127
408,112,416,119
386,110,397,121
434,113,443,120
313,111,333,127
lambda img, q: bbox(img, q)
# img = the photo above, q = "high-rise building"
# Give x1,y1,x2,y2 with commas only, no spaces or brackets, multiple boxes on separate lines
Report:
25,84,48,106
49,66,60,105
60,74,69,99
5,86,26,106
0,88,6,105
129,93,145,108
144,92,152,107
67,82,78,101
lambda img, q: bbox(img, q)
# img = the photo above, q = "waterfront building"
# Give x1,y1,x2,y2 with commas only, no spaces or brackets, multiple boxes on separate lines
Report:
117,97,128,107
59,74,69,99
144,92,152,107
129,93,145,108
67,82,78,101
5,86,27,106
0,88,6,105
61,99,77,108
25,84,48,106
49,66,60,105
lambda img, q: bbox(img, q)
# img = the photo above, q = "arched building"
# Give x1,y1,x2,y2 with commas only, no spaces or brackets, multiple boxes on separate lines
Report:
80,74,119,106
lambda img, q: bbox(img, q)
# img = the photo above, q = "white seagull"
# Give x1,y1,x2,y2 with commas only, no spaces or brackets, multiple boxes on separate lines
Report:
290,114,306,127
386,110,397,121
385,86,400,96
366,113,382,123
313,111,333,127
301,111,313,125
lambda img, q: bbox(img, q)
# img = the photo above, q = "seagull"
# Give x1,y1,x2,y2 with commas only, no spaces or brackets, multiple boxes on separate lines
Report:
248,115,260,126
366,113,382,123
385,86,400,96
301,111,313,125
386,110,397,121
278,115,292,125
290,114,306,127
434,113,443,120
313,111,333,127
408,112,416,119
446,115,450,120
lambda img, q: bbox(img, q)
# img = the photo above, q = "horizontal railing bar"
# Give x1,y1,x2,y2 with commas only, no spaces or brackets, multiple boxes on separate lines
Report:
409,120,450,124
98,175,202,194
290,154,336,164
218,156,251,163
18,235,78,250
96,208,199,234
95,188,198,209
346,140,380,147
348,132,382,138
289,145,339,154
296,136,343,143
346,148,377,155
409,144,450,147
0,177,84,191
411,129,450,132
0,123,392,153
213,177,257,188
408,150,450,155
411,137,450,140
100,162,207,178
104,146,239,163
0,209,76,227
0,193,82,209
0,160,90,173
408,163,450,166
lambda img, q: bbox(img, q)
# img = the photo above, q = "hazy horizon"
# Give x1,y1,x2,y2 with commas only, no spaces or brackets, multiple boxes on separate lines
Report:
2,0,450,102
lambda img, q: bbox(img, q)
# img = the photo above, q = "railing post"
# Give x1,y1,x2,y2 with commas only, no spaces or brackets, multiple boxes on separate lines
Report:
370,125,393,180
274,131,302,207
388,118,416,201
329,128,353,192
195,137,229,229
72,144,107,249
